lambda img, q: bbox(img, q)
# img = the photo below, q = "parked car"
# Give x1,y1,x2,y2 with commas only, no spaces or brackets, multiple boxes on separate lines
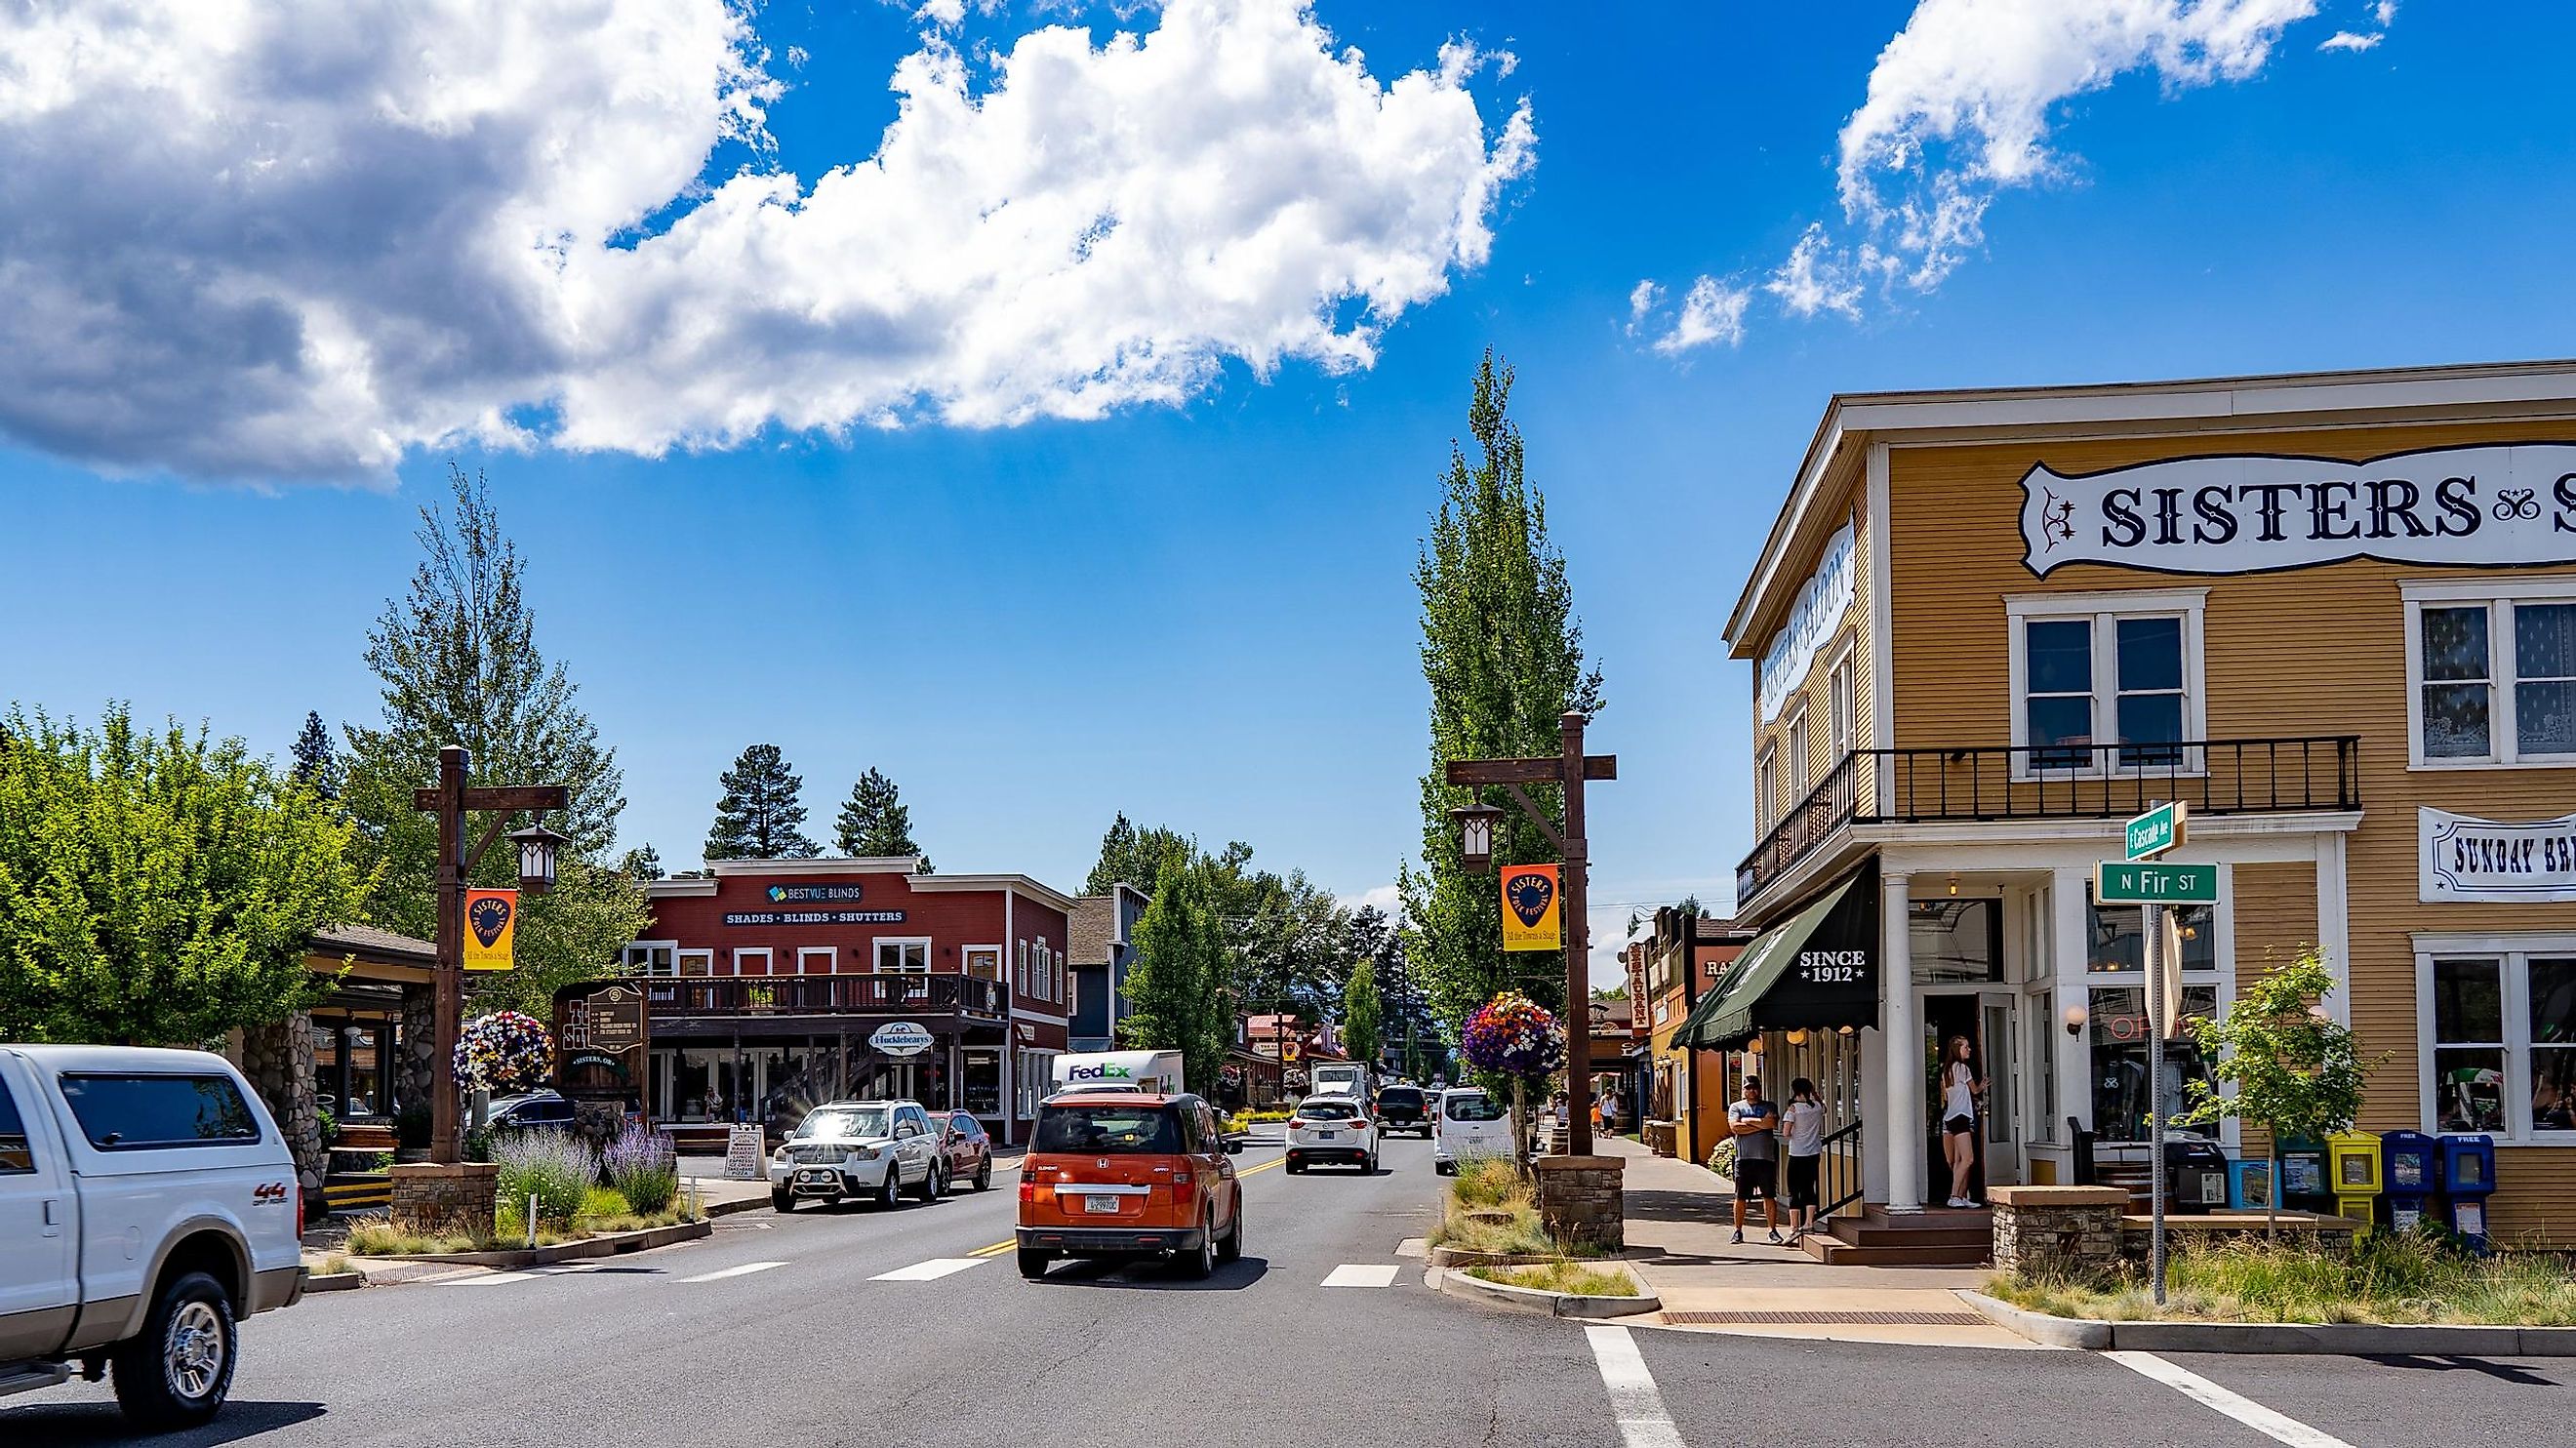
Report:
0,1045,307,1428
941,1109,994,1192
484,1090,577,1132
1285,1095,1378,1174
1432,1087,1510,1175
1376,1085,1431,1138
767,1100,946,1211
1016,1091,1243,1279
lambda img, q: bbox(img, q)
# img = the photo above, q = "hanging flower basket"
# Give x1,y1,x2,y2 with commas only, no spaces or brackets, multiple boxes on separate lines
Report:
1460,991,1565,1079
455,1010,554,1096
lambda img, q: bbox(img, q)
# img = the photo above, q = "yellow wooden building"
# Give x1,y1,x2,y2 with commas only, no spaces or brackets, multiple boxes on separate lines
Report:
1717,360,2576,1242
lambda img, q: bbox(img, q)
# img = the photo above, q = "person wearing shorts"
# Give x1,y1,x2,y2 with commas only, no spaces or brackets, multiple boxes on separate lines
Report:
1726,1076,1782,1244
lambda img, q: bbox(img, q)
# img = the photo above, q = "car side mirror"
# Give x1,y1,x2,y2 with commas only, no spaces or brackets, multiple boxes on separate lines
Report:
1225,1140,1243,1156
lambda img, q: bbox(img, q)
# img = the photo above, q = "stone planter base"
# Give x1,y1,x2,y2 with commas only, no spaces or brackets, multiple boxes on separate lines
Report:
1534,1154,1626,1251
390,1161,499,1238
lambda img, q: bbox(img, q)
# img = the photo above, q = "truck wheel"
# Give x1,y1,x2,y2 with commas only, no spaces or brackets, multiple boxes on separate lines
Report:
1017,1248,1052,1279
877,1167,903,1210
771,1189,795,1213
916,1162,944,1202
112,1270,235,1429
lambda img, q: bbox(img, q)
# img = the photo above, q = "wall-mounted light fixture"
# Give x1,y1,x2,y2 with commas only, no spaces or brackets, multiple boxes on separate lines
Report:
2064,1002,2089,1037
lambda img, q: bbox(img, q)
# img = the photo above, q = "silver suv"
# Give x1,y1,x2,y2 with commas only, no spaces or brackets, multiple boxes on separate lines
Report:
767,1100,947,1211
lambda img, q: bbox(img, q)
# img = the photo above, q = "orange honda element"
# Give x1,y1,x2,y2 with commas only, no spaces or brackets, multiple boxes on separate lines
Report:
1017,1091,1243,1279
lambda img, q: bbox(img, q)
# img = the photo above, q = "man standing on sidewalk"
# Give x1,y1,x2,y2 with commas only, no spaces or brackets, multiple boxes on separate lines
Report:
1727,1076,1781,1245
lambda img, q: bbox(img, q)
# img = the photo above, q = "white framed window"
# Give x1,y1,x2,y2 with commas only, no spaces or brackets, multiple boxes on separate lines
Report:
1784,703,1811,798
796,946,834,976
1017,939,1030,993
621,942,677,976
874,939,931,973
2414,934,2576,1143
1755,745,1779,833
677,948,713,978
733,947,772,977
2006,589,2207,778
1827,645,1855,760
2403,579,2576,767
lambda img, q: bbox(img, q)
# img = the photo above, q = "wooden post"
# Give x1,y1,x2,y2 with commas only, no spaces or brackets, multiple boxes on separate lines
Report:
1561,711,1593,1160
431,744,467,1166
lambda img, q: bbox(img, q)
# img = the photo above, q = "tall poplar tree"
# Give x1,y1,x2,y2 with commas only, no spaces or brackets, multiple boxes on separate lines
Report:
704,744,819,860
1121,855,1230,1093
1343,952,1382,1071
341,465,650,1018
834,767,930,870
1398,352,1605,1033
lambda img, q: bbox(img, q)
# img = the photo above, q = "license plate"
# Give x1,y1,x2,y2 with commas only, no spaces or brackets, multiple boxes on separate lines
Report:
1084,1195,1121,1214
1314,1132,1336,1141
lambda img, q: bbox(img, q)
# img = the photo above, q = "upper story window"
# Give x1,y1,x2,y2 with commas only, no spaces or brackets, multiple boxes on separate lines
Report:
622,942,676,977
2406,580,2576,767
2006,590,2206,778
876,939,930,974
1785,705,1811,796
1828,647,1854,760
1754,746,1779,833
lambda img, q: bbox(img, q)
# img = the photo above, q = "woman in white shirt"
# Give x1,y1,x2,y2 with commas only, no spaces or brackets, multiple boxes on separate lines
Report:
1939,1034,1985,1209
1780,1076,1828,1245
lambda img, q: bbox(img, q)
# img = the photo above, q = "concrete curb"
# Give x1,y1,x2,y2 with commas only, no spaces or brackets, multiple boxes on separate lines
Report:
302,1270,367,1294
363,1218,713,1269
1957,1290,2576,1354
1429,1264,1661,1320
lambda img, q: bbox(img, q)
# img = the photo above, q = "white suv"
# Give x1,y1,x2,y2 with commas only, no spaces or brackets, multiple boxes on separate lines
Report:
1284,1095,1379,1174
768,1100,947,1210
1,1045,306,1428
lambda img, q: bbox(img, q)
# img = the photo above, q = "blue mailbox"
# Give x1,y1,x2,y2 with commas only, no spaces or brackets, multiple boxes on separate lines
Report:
2379,1130,2439,1232
2438,1134,2497,1250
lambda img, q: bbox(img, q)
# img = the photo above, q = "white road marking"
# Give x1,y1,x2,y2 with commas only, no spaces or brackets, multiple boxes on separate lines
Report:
1320,1264,1401,1288
676,1260,789,1284
868,1258,987,1282
2106,1350,2355,1448
1585,1325,1685,1448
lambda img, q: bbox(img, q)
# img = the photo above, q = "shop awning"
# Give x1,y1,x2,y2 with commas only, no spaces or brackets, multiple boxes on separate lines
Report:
1671,866,1878,1049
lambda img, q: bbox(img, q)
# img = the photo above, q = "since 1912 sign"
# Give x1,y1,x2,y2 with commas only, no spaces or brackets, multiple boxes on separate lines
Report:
2021,443,2576,578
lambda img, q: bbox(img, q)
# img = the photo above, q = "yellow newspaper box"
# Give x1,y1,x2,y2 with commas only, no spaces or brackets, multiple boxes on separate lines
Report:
2328,1130,2382,1221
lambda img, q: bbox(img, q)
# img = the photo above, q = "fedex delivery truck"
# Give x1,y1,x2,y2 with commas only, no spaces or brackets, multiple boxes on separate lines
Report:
1052,1050,1186,1095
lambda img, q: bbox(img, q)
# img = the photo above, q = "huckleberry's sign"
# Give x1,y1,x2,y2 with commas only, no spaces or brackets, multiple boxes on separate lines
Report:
2019,443,2576,577
1758,519,1855,722
2420,806,2576,903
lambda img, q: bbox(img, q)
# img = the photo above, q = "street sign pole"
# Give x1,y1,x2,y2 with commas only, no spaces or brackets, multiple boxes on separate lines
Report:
2147,900,2168,1307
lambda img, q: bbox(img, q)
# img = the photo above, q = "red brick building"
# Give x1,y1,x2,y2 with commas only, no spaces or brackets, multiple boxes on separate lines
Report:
626,857,1075,1145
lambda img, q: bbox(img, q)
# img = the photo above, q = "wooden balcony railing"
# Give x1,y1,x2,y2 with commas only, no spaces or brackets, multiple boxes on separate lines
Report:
638,973,1007,1020
1736,737,2361,906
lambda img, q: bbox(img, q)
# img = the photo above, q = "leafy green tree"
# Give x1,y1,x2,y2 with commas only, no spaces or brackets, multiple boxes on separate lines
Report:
1083,812,1193,896
1399,352,1605,1034
1344,952,1382,1070
0,705,367,1044
1121,855,1232,1094
834,767,930,870
341,465,649,1016
290,709,342,800
2179,949,2382,1233
704,744,820,860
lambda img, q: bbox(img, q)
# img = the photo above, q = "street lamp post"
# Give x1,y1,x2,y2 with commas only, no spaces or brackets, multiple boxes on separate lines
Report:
414,744,570,1166
1445,710,1616,1159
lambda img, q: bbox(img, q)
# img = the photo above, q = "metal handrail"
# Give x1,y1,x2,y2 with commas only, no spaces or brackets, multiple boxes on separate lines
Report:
636,973,1007,1019
1819,1118,1866,1220
1737,736,2360,906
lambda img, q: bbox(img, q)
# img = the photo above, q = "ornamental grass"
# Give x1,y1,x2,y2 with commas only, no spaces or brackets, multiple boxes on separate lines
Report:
1991,1230,2576,1325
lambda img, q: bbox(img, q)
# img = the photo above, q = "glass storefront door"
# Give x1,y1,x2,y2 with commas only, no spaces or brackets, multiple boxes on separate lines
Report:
1922,989,2017,1201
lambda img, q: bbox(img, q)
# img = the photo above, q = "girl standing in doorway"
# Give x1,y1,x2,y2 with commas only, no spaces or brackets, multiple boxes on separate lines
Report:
1780,1077,1826,1245
1940,1035,1984,1208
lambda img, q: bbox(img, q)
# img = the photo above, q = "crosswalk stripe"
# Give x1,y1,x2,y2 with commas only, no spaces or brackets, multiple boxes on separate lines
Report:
1587,1325,1685,1448
1320,1264,1401,1288
2106,1351,2355,1448
869,1257,987,1282
677,1260,788,1284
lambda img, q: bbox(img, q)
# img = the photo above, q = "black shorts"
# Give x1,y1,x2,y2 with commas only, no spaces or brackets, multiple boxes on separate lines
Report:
1786,1154,1821,1209
1735,1157,1777,1201
1944,1113,1974,1136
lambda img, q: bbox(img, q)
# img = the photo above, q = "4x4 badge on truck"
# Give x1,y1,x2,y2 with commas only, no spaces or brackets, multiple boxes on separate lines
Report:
252,1182,288,1205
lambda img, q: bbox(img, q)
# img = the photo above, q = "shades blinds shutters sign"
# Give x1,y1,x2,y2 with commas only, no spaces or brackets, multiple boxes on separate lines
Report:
2020,443,2576,578
1758,519,1855,723
2420,807,2576,903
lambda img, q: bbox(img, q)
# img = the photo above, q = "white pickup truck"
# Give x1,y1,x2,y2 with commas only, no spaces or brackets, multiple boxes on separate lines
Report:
1,1044,306,1428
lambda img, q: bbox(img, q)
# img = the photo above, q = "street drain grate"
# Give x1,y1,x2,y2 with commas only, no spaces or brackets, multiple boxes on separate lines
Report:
1662,1310,1986,1326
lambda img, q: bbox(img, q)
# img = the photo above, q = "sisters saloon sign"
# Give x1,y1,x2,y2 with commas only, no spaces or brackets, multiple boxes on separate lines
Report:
2020,442,2576,577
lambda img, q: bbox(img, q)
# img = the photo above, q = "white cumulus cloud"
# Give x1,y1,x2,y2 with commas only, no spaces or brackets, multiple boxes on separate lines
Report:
1651,275,1751,354
0,0,1532,482
2317,29,2380,50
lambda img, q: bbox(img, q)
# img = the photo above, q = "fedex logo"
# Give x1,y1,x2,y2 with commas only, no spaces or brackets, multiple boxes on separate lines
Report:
1065,1064,1133,1082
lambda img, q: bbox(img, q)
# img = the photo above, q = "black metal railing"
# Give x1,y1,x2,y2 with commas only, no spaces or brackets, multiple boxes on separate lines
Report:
1820,1118,1866,1220
638,973,1006,1020
1737,736,2360,906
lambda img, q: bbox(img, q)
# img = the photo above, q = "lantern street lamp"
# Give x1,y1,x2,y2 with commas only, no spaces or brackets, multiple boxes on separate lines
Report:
1448,802,1507,874
511,823,570,896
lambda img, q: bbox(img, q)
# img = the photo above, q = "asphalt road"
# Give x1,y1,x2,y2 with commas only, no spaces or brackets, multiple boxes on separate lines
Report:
6,1134,2567,1446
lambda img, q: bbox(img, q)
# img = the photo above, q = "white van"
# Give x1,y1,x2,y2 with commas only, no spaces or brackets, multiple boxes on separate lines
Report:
1051,1051,1185,1096
1431,1087,1511,1175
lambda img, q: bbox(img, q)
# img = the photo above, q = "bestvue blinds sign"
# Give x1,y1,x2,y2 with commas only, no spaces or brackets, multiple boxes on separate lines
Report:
767,883,866,903
2421,806,2576,903
2019,443,2576,577
1758,520,1855,723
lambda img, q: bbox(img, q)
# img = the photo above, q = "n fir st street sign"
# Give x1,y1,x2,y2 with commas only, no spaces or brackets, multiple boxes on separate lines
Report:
2094,861,2220,905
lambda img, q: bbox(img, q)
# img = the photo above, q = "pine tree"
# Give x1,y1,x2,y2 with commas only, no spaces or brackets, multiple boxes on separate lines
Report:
620,844,664,881
1122,855,1231,1094
341,465,649,1017
289,710,341,800
1344,952,1382,1071
1398,352,1605,1034
705,744,819,860
1083,812,1193,896
834,767,930,870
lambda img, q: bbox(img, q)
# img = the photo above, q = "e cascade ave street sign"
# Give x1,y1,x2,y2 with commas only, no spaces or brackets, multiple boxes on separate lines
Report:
2094,861,2219,905
2125,800,2188,862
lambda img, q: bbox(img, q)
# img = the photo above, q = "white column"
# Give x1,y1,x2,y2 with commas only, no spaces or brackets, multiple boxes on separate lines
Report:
2316,833,2353,1026
2052,867,2094,1146
1881,870,1922,1212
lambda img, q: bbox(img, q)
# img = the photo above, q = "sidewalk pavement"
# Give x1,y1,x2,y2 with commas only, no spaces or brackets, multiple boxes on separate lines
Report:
1598,1136,2034,1349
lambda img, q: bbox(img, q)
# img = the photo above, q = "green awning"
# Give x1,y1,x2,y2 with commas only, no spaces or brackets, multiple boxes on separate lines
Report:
1671,866,1878,1049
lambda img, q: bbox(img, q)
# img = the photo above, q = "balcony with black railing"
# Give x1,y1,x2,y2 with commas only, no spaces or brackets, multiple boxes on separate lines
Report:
1735,737,2360,907
636,972,1007,1021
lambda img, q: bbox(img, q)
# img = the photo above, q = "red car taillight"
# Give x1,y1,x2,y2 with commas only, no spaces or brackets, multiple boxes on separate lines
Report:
1019,1178,1037,1204
1288,1118,1308,1130
295,1182,305,1239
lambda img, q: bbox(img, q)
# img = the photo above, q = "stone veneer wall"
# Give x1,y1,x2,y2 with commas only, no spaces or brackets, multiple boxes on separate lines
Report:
1534,1155,1627,1251
1989,1186,2129,1278
399,985,435,1131
241,1011,326,1194
391,1162,500,1238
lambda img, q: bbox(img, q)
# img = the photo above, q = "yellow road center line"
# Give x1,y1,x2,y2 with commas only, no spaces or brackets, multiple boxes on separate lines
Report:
1235,1158,1286,1179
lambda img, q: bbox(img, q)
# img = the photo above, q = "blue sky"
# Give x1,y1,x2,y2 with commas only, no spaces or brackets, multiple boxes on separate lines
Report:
2,1,2568,983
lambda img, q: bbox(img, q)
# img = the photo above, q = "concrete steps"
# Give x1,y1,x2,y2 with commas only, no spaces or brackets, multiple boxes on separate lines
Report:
1799,1204,1993,1267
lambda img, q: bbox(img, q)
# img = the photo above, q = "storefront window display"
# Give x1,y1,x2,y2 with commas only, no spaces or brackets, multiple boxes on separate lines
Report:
2088,985,2216,1144
2087,900,2214,975
2428,952,2576,1136
1911,899,2001,984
